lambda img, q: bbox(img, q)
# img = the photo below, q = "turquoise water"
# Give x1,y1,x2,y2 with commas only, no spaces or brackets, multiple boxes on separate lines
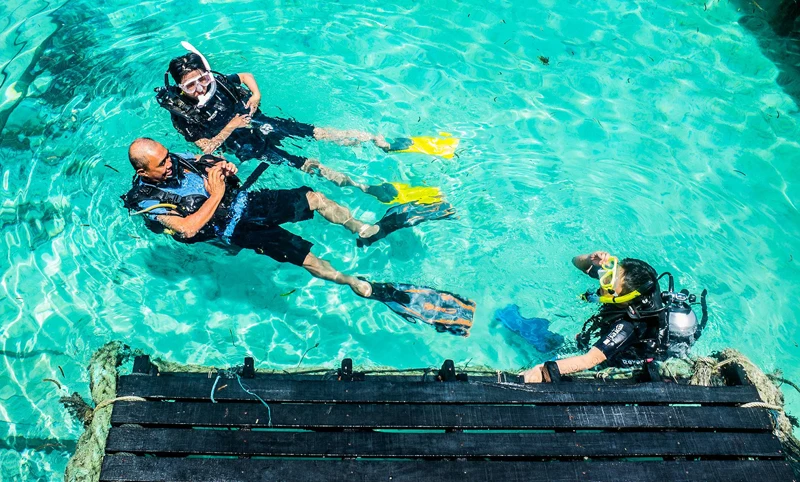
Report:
2,0,800,478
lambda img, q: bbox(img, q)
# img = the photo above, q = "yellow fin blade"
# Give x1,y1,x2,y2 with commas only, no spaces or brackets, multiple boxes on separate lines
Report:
386,183,443,205
389,136,460,158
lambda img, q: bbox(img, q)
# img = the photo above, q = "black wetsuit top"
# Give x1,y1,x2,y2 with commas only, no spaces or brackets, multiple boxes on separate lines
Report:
167,73,315,168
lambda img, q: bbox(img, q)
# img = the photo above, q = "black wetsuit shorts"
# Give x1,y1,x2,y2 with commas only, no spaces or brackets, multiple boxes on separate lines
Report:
228,115,315,168
229,187,315,266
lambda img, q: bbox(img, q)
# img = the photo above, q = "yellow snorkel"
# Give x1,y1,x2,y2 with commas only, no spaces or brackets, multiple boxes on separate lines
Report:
597,289,645,305
131,203,178,216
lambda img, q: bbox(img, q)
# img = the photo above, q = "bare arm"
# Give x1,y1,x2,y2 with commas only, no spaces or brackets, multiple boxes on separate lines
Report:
572,251,612,272
155,195,222,239
236,73,262,115
520,347,607,383
238,73,260,99
555,347,607,375
153,166,227,238
194,114,252,154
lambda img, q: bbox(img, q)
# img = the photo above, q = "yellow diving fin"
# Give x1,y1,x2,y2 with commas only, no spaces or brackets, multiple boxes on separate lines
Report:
387,132,460,159
366,183,442,205
386,183,441,205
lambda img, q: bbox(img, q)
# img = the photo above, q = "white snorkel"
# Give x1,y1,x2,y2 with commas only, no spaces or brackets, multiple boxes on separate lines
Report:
180,41,216,107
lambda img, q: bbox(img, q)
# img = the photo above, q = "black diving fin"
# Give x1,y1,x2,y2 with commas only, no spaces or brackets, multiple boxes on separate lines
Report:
357,201,455,247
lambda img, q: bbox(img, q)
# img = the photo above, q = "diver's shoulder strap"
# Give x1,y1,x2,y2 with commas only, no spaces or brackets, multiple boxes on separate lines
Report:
154,86,198,122
212,71,250,103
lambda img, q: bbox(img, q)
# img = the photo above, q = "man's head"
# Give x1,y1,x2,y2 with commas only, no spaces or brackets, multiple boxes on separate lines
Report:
600,258,658,304
128,138,173,183
168,53,214,100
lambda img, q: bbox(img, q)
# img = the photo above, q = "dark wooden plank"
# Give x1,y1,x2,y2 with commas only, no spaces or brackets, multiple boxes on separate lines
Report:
116,376,762,405
111,401,773,431
99,457,797,482
105,427,784,458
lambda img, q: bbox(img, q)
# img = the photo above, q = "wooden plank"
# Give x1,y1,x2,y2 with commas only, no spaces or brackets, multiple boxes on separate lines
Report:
111,401,773,431
116,376,762,405
105,427,784,458
99,457,797,482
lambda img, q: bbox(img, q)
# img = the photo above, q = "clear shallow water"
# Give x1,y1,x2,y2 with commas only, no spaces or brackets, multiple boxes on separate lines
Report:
2,0,800,479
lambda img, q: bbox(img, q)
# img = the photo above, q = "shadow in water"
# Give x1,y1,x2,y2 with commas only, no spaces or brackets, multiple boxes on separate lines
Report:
140,241,302,311
731,0,800,105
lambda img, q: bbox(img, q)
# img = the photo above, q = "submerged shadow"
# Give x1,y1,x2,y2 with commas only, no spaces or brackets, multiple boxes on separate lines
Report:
730,0,800,105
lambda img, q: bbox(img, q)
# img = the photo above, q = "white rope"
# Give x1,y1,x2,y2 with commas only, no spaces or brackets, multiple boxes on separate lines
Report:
93,396,146,412
741,402,783,411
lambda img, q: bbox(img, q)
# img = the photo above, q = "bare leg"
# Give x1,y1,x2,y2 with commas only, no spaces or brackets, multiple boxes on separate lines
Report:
313,127,390,150
300,158,371,191
306,191,380,238
301,253,372,297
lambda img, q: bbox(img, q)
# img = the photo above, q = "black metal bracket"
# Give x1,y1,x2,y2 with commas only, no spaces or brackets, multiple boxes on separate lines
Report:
242,357,255,379
132,355,158,376
337,358,365,382
543,361,561,383
640,360,661,383
437,360,468,382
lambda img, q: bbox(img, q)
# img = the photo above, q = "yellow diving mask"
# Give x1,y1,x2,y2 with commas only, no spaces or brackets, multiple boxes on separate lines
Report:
597,256,618,294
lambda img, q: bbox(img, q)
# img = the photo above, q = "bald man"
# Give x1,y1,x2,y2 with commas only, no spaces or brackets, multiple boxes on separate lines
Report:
122,137,382,296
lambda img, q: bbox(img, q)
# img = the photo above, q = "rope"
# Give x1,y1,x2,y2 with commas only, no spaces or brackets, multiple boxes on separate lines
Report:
93,396,146,412
714,357,752,370
63,341,136,482
741,402,784,411
210,374,221,403
767,375,800,396
208,371,272,426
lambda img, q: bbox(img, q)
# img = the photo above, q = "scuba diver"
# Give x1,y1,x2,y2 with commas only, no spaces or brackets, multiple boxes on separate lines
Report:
155,42,454,204
520,251,706,383
121,138,475,336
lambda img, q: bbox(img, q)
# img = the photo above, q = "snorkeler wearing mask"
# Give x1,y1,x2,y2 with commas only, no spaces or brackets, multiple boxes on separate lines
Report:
520,251,704,383
156,43,414,203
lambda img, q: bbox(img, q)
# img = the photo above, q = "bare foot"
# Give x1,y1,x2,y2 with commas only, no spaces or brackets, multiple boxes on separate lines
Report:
351,279,372,298
358,224,380,239
373,135,390,150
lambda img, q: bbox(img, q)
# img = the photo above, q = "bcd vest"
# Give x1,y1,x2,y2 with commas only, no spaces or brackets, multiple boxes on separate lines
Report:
120,154,241,244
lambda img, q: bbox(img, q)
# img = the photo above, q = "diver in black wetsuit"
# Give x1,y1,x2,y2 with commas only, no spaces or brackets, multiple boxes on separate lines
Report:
155,43,398,201
520,251,704,383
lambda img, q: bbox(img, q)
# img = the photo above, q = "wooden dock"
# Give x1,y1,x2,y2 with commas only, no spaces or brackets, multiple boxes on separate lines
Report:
98,357,796,481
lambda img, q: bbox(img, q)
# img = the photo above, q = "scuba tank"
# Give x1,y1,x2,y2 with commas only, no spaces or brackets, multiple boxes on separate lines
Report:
658,272,704,358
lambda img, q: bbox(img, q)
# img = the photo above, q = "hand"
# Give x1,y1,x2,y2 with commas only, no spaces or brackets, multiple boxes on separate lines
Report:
204,165,227,198
589,251,612,266
519,365,545,384
228,113,252,130
219,161,238,177
245,94,261,115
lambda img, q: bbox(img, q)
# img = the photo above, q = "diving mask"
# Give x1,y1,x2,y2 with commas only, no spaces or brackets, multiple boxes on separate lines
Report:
179,41,216,107
597,256,618,294
179,71,214,94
